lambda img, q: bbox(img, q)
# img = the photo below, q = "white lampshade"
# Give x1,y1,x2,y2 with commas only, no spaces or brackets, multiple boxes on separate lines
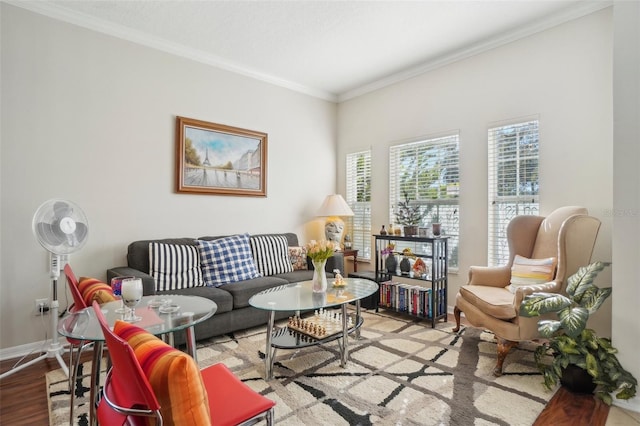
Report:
317,194,354,218
317,194,354,248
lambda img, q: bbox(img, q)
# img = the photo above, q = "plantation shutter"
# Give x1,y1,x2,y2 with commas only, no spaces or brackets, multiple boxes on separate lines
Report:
346,150,372,260
488,119,540,266
388,134,460,268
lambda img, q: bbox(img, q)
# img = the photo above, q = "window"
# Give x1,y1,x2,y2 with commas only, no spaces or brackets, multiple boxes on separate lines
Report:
488,119,540,266
389,134,460,268
346,150,372,260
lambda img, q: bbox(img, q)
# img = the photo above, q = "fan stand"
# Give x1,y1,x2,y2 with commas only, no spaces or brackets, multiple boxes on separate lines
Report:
0,277,69,380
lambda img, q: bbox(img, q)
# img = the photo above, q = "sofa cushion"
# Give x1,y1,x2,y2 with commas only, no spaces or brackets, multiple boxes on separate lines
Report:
222,276,289,309
459,285,516,320
273,269,315,283
197,234,260,287
156,285,234,314
114,321,211,425
78,278,117,305
127,238,197,274
250,234,293,276
509,255,557,293
149,242,204,291
287,246,308,271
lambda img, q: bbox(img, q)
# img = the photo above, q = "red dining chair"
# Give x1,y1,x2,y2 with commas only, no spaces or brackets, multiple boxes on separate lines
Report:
63,264,91,423
93,301,162,425
93,301,276,425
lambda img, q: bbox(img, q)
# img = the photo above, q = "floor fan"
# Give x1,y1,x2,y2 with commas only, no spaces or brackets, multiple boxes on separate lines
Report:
0,200,89,380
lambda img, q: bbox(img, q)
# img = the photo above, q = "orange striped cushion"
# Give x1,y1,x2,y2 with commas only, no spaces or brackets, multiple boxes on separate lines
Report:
77,278,117,305
509,255,557,293
114,321,211,426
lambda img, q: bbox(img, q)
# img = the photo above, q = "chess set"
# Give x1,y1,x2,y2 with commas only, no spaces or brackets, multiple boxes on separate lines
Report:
287,308,354,339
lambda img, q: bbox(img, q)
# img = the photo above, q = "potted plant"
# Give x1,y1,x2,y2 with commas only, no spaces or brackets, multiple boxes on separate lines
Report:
519,262,637,404
395,192,423,236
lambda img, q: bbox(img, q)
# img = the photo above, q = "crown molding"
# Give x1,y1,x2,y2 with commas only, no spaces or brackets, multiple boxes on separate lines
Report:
5,0,612,104
4,0,339,102
338,0,613,102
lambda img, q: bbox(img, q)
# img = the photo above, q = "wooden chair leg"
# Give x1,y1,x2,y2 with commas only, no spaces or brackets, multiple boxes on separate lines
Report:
494,338,518,376
452,306,462,332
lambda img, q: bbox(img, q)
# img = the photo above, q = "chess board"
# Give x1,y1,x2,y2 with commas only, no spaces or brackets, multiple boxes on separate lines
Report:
286,310,353,339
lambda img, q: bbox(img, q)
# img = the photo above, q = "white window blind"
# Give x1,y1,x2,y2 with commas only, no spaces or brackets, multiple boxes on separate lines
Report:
488,119,540,266
346,150,372,260
389,134,460,268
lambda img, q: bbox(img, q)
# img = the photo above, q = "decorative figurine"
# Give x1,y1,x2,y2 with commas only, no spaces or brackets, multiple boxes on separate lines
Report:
333,269,346,287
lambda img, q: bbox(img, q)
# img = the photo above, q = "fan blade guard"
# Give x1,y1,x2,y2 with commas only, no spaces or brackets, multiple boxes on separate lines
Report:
32,199,89,255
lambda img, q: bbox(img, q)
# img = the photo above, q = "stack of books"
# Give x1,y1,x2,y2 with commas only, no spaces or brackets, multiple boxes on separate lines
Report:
378,281,445,318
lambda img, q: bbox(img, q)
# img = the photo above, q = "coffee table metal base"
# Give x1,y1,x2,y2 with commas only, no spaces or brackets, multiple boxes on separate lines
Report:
264,301,362,380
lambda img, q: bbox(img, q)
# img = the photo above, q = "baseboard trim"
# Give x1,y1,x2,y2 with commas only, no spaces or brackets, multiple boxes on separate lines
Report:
612,396,640,415
0,340,69,362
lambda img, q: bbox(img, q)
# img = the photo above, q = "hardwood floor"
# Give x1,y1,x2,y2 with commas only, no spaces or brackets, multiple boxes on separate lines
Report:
0,346,610,425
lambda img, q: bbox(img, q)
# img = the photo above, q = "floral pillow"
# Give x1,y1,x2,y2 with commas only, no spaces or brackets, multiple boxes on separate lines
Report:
288,246,308,271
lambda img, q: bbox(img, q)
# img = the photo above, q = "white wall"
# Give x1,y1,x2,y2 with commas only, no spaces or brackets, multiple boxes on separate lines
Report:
337,9,614,335
0,4,337,350
612,0,640,413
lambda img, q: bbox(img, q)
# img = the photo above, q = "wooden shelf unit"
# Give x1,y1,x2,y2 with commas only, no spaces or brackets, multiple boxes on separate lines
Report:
374,234,448,327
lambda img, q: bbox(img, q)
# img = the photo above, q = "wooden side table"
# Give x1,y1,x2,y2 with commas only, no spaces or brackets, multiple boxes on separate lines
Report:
341,249,359,272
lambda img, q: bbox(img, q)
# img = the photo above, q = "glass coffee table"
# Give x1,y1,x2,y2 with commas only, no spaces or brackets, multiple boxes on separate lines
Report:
249,277,378,380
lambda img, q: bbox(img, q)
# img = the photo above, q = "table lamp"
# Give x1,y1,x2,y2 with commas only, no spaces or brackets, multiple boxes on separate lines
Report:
317,194,354,248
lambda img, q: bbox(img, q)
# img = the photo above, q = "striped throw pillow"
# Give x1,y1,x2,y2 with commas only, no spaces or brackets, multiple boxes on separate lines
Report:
196,233,260,287
77,278,117,305
509,255,558,293
250,235,294,276
114,321,212,425
149,242,204,291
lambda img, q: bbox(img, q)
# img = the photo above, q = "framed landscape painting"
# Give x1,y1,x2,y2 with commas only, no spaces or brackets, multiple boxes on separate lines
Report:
176,116,268,197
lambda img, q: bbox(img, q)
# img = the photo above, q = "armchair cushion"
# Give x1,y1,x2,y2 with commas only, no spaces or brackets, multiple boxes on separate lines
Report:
459,285,516,320
114,320,211,425
509,255,557,293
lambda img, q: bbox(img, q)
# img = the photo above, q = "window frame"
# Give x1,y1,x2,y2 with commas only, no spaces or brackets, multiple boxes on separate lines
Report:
487,118,540,266
346,149,372,261
388,133,460,269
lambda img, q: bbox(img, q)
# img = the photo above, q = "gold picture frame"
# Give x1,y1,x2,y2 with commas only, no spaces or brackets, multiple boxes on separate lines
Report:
176,116,267,196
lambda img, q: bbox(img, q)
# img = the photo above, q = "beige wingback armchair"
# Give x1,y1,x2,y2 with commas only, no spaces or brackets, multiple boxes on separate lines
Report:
452,206,601,376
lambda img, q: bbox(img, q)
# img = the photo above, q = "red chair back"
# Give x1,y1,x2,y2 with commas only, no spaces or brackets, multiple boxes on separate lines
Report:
92,301,161,425
64,264,86,313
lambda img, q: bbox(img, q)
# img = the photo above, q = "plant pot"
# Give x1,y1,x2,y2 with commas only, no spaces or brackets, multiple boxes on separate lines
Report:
385,255,398,274
560,364,597,394
400,257,412,275
432,223,441,236
403,225,418,237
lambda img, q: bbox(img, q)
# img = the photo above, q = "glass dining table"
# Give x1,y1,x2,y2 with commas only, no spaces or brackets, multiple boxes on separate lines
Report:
58,295,217,426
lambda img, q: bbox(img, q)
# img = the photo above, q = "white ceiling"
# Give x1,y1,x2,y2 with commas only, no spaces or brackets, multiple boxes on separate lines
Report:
11,0,611,102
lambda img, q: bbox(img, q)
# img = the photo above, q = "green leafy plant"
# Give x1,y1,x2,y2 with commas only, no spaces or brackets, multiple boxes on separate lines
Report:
394,192,423,226
519,262,637,404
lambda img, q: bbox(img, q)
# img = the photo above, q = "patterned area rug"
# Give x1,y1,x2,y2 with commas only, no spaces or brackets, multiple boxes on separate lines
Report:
47,309,554,425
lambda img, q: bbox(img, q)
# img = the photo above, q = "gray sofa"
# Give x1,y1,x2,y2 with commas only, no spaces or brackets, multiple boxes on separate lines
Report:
107,233,344,345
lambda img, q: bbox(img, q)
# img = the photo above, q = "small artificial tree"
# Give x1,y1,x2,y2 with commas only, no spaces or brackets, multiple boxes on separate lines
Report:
394,192,423,226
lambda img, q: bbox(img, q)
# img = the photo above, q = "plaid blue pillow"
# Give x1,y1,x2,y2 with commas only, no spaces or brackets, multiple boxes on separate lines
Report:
196,234,261,287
